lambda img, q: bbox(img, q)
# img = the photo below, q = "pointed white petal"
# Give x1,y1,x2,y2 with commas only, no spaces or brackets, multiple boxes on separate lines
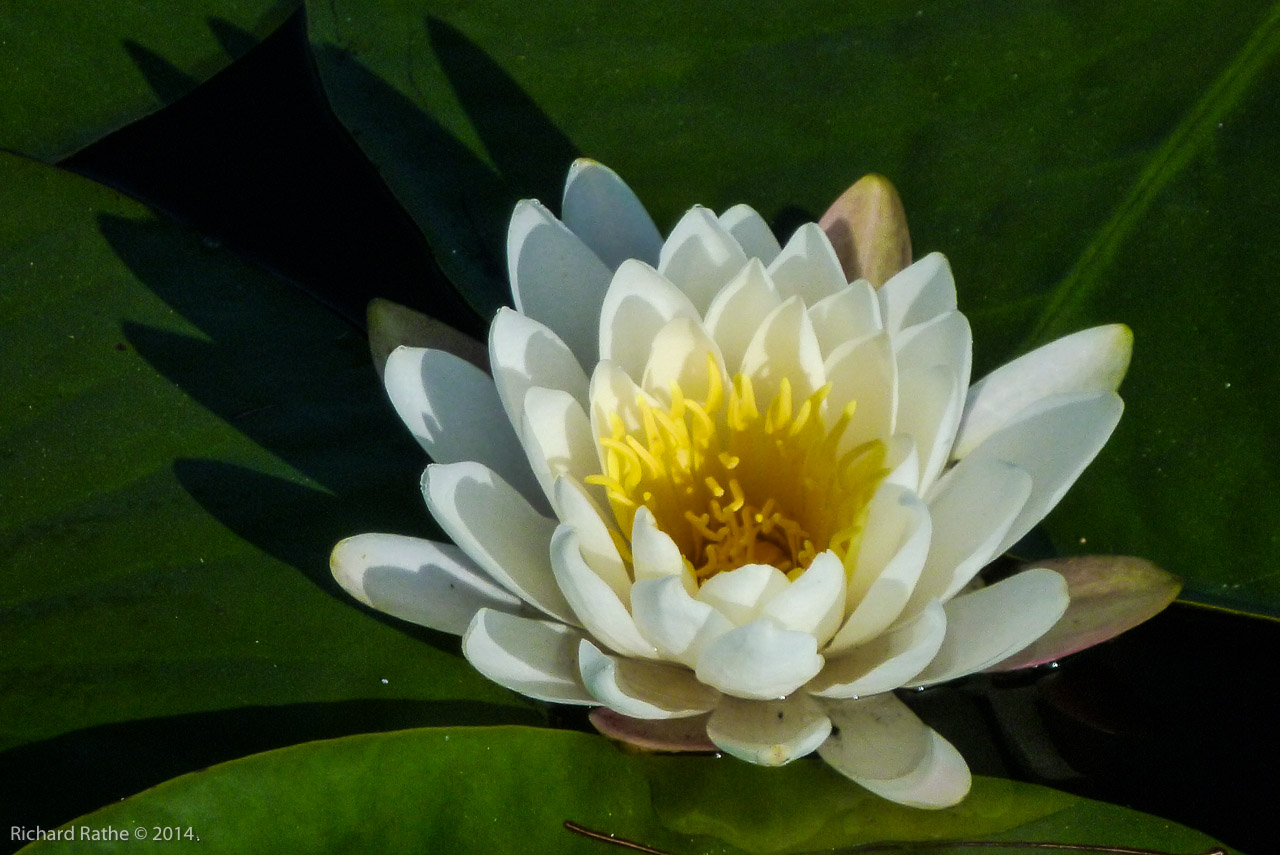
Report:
520,386,599,508
462,609,593,704
719,204,782,263
588,360,652,448
811,601,946,698
703,258,784,374
911,568,1069,686
877,252,957,334
824,331,897,450
631,575,735,667
708,694,831,766
578,639,720,719
695,618,824,700
909,459,1032,610
954,324,1134,458
561,159,663,269
507,199,611,367
894,365,962,494
740,295,826,402
630,506,693,587
819,694,971,809
384,346,544,509
759,551,846,644
965,392,1124,556
809,281,883,358
550,525,656,658
696,564,790,627
658,206,750,314
552,476,630,602
882,434,920,491
331,533,524,635
422,462,575,623
641,316,727,404
767,223,849,305
827,485,931,653
895,311,973,397
598,260,700,380
489,307,590,421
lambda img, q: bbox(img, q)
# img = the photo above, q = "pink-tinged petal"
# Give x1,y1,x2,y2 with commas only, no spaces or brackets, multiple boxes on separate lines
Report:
422,462,575,624
696,563,789,627
384,346,544,509
507,199,612,367
954,324,1133,459
808,281,883,359
987,556,1180,672
818,173,912,287
811,600,946,698
550,525,656,659
695,619,824,700
708,694,831,766
331,534,524,636
962,392,1124,557
461,609,593,705
590,708,716,752
911,568,1069,686
578,640,720,719
819,694,971,809
367,298,487,381
598,260,700,380
489,307,590,419
719,204,782,263
740,295,826,403
561,158,663,269
631,576,734,667
877,252,956,334
703,258,784,374
658,206,750,314
767,222,849,305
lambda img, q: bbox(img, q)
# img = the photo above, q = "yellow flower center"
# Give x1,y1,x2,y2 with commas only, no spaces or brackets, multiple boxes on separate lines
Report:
588,356,887,584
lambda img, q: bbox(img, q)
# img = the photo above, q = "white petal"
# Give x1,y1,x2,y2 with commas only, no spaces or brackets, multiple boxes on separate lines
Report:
588,360,651,447
808,281,883,358
631,575,735,667
489,307,590,419
598,260,701,380
631,507,698,591
811,601,946,698
824,332,897,451
964,392,1124,556
331,534,524,636
708,694,831,766
911,568,1069,686
578,639,719,719
759,551,846,644
695,618,824,700
740,296,826,403
882,434,920,491
767,222,849,305
895,311,972,396
954,324,1133,458
719,204,782,263
550,525,656,659
507,199,612,367
462,609,593,704
827,485,931,653
384,346,544,509
819,694,971,809
909,458,1032,610
561,159,663,269
894,365,962,494
641,316,727,404
703,258,784,374
422,462,575,623
696,564,790,627
552,477,630,603
520,386,599,508
877,252,957,334
658,206,750,314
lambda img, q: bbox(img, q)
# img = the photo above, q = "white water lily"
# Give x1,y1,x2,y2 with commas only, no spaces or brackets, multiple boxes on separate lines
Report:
332,160,1132,809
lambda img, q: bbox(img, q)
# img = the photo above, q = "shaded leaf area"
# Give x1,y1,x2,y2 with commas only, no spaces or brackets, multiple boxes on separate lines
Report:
0,153,538,774
306,0,1280,616
16,727,1238,855
60,12,481,336
0,0,300,161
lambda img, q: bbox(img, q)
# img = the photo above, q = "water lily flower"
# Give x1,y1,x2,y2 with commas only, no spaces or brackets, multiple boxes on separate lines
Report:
332,160,1138,809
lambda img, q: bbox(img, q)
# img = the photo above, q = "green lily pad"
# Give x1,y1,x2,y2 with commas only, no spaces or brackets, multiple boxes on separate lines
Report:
306,0,1280,618
0,150,538,758
15,727,1239,855
0,1,300,161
